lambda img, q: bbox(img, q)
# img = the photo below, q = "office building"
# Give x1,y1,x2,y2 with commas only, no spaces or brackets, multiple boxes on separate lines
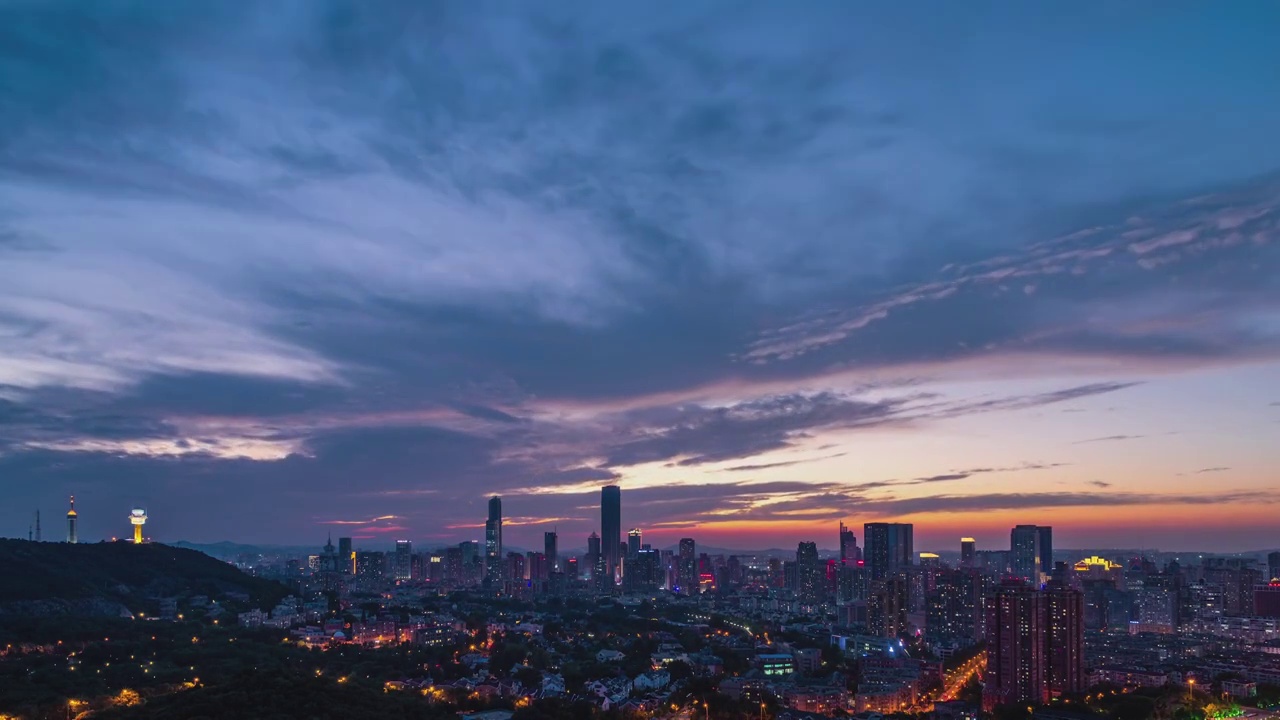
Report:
485,496,503,585
961,538,976,567
338,537,354,575
601,485,621,584
587,532,603,587
627,528,642,558
864,523,913,581
394,540,413,580
544,530,559,573
1269,552,1280,583
839,523,860,564
1010,525,1052,584
678,538,696,595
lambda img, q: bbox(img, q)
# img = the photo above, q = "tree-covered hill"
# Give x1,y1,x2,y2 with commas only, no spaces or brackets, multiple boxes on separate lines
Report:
0,539,288,614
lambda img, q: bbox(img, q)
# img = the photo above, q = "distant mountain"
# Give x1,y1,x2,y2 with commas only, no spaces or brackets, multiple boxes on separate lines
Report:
0,539,289,617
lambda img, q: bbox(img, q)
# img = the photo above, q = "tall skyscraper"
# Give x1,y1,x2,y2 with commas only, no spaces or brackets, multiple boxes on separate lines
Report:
1011,525,1053,583
678,538,696,595
338,537,354,575
395,540,413,580
485,496,503,585
796,541,822,604
864,523,913,581
961,537,976,567
839,523,859,564
544,530,559,573
1268,551,1280,582
601,485,621,584
66,495,77,544
984,582,1047,710
627,528,642,557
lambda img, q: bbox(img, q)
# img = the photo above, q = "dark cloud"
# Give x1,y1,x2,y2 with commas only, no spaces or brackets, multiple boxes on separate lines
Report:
1088,480,1112,488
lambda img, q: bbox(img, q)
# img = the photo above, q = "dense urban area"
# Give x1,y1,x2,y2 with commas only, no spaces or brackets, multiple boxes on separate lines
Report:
2,490,1278,720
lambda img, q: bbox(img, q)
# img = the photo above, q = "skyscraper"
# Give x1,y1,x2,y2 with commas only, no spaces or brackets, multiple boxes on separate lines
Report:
338,537,354,575
796,541,822,604
66,495,77,544
961,537,976,567
627,528,642,557
544,530,559,573
395,540,413,580
587,532,603,588
864,523,913,581
1011,525,1052,583
678,538,696,595
839,523,859,564
485,496,503,586
601,485,621,584
1268,551,1280,582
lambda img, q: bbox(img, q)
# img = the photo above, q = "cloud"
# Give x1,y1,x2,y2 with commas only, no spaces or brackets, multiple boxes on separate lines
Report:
1088,480,1112,488
1073,434,1145,445
1,2,1279,548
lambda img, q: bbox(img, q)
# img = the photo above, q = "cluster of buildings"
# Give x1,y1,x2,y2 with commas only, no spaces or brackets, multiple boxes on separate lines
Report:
232,487,1280,714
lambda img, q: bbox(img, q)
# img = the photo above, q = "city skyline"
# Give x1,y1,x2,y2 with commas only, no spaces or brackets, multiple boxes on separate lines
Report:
3,4,1280,552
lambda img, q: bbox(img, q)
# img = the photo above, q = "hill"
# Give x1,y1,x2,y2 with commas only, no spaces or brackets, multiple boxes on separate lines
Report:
0,539,289,616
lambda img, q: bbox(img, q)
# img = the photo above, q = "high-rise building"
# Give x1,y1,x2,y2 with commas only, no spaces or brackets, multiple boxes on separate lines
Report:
1038,527,1053,579
837,563,870,604
526,552,545,583
796,541,822,604
66,495,78,544
1269,552,1280,583
544,530,559,573
628,528,642,558
601,485,621,584
587,532,604,589
338,537,354,575
485,496,503,586
395,540,413,580
984,582,1047,710
983,578,1084,710
678,538,696,595
1045,582,1086,697
927,569,984,643
864,523,913,581
839,523,860,564
506,552,525,584
632,548,662,592
1010,525,1053,582
961,538,976,567
869,576,907,638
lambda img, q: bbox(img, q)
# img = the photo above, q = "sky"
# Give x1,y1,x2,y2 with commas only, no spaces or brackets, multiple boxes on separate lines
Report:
1,2,1278,555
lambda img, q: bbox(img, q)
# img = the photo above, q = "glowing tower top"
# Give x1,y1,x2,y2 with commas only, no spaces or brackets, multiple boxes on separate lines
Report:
67,495,78,544
130,507,148,544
